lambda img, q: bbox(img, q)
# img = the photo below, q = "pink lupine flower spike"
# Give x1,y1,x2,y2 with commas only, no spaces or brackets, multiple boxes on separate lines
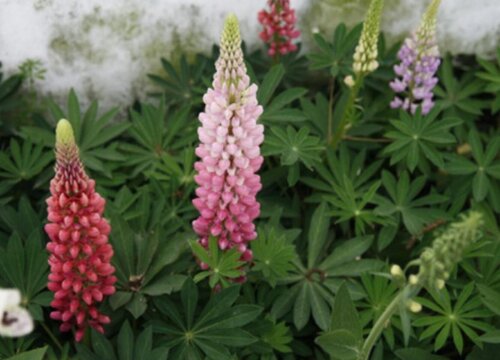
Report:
192,15,265,282
45,119,116,342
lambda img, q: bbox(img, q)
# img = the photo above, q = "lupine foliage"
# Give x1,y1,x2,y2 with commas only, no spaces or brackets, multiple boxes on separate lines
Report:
0,4,499,360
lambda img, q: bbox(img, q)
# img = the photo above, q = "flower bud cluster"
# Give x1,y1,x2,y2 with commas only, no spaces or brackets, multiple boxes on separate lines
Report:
353,0,384,74
414,211,483,290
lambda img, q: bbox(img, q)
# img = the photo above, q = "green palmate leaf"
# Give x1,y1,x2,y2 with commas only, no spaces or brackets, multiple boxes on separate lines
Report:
446,132,500,204
384,108,461,172
107,195,188,315
303,145,383,202
148,54,209,106
251,226,297,287
307,23,362,77
270,202,380,331
435,55,490,119
191,236,245,288
274,239,356,330
414,283,493,354
375,170,447,235
0,138,52,192
263,125,324,169
121,101,195,178
262,125,324,186
152,281,261,360
327,175,386,235
21,89,129,180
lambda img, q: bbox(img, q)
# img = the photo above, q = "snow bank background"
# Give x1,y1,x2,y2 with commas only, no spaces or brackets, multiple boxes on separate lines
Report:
0,0,499,110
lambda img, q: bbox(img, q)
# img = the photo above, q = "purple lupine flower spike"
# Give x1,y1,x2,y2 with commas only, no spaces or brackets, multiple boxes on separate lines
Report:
390,0,441,115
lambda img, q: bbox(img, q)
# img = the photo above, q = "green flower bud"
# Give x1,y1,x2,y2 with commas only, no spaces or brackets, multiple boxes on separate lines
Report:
344,75,355,87
217,14,245,88
407,300,422,313
56,119,75,147
390,264,406,287
409,274,419,285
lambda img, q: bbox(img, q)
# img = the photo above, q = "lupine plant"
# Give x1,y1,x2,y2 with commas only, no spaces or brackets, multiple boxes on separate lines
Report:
0,2,499,360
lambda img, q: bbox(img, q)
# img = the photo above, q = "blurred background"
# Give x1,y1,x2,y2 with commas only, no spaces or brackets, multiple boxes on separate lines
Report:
0,0,499,109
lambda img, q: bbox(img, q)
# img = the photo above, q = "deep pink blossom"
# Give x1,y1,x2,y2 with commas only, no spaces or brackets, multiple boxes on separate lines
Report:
258,0,300,57
44,119,116,342
192,15,264,280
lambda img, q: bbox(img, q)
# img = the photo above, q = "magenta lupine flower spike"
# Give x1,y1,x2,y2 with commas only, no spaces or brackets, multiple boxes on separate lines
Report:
192,15,264,279
258,0,300,57
390,0,441,115
44,119,116,342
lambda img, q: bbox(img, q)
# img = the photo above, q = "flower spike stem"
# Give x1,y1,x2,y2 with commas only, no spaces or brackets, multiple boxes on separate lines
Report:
357,211,482,359
330,74,363,149
331,0,383,149
358,284,419,360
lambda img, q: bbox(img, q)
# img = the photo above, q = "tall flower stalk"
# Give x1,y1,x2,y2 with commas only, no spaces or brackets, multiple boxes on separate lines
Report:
192,15,264,282
390,0,441,114
258,0,300,60
331,0,384,148
358,211,483,360
44,119,116,342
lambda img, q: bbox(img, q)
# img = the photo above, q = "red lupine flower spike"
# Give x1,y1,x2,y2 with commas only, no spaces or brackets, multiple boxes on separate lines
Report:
258,0,300,58
44,119,116,342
